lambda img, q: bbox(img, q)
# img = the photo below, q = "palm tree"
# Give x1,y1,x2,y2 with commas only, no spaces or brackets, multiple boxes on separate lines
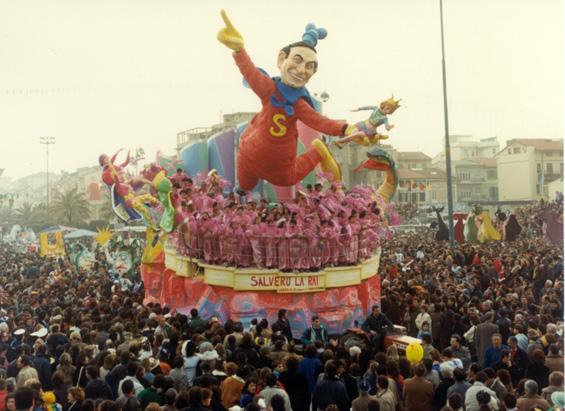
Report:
14,202,48,231
0,206,15,226
50,186,91,226
15,202,36,226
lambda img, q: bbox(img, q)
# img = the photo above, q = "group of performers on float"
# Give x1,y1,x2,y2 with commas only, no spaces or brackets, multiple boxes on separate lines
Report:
170,170,388,271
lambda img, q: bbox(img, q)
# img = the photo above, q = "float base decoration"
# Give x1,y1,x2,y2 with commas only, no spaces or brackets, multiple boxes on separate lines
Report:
141,248,381,335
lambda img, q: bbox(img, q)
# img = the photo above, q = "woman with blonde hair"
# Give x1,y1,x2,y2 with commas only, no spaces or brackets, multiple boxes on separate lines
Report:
56,353,75,387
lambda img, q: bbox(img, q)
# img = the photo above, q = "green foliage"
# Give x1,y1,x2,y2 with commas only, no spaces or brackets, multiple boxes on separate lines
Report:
50,186,91,226
14,202,49,231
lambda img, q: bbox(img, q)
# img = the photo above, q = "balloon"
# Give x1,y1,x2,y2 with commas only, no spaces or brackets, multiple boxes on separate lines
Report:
405,342,424,363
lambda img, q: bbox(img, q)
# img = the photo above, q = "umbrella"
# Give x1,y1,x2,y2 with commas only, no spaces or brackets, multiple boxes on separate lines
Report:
64,229,97,239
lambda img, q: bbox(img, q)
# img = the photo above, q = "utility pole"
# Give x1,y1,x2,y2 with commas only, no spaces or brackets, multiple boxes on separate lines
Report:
39,136,56,223
439,0,455,249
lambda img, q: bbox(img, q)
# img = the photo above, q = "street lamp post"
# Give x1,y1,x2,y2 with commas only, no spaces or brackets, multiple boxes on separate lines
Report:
39,136,56,223
439,0,455,249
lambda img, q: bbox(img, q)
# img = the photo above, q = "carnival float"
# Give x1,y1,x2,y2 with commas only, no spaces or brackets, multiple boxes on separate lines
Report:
99,11,405,334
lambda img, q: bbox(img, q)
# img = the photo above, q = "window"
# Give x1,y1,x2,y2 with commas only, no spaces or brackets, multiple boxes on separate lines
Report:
508,149,512,154
419,193,426,202
546,151,553,157
489,187,499,200
547,163,554,174
513,147,521,154
487,170,497,179
537,163,542,174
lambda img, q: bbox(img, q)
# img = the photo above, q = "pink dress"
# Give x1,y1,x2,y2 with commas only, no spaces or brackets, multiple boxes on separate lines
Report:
187,216,200,258
350,219,361,264
235,226,252,267
201,219,217,263
247,223,266,268
287,225,304,271
264,224,279,269
304,226,320,271
277,226,291,271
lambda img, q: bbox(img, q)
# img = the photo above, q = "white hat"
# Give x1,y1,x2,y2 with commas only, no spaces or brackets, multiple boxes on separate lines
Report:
30,328,48,338
14,329,25,336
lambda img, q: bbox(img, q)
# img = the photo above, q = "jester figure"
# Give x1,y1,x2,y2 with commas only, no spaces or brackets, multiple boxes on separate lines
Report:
99,150,161,230
217,10,365,192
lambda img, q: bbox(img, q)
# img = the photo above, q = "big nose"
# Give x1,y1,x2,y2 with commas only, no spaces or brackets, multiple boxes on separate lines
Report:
295,63,306,74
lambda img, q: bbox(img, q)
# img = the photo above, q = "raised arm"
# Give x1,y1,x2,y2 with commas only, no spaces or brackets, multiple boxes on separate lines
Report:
355,106,378,111
218,10,273,102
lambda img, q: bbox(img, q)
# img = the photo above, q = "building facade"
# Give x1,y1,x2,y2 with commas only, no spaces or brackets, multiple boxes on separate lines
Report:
454,158,498,202
432,135,500,166
496,139,563,201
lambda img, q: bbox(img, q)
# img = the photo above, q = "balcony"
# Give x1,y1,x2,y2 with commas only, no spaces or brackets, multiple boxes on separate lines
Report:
457,177,485,184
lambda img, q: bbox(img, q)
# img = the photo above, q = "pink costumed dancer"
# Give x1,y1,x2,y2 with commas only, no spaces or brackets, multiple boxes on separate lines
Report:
235,223,252,267
264,220,279,269
287,221,304,271
200,215,215,263
247,217,266,268
304,221,320,271
221,222,237,266
277,221,291,271
187,213,200,259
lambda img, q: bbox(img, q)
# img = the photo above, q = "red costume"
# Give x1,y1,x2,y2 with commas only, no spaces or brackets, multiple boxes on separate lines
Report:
233,50,347,190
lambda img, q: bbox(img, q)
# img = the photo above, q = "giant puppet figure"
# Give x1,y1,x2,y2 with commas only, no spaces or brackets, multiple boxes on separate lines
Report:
99,149,161,230
217,11,365,192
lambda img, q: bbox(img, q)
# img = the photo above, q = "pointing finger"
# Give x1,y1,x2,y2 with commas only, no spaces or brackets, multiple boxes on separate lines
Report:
220,9,235,29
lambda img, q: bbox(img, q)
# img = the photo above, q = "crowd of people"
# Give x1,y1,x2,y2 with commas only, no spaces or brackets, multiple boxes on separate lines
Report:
0,197,562,411
169,169,392,270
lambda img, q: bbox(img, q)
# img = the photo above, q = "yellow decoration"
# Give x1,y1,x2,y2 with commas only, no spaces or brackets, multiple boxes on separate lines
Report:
39,231,65,257
312,139,342,182
217,10,244,52
142,227,164,264
405,342,424,363
477,211,501,242
96,226,112,246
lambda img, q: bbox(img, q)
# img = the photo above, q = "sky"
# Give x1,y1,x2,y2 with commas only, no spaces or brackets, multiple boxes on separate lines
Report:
0,0,563,180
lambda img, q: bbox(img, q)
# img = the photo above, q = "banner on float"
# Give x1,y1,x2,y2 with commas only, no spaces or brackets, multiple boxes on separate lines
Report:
171,248,382,294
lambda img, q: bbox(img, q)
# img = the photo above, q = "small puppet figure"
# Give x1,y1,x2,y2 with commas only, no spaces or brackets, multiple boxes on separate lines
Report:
334,96,401,149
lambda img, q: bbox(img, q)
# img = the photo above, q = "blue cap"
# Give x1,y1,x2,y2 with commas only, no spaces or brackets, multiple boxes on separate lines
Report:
302,23,327,48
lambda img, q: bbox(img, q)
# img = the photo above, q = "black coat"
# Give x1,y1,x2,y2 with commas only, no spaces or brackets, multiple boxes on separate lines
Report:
433,377,455,411
525,363,549,393
275,318,293,342
361,313,393,336
33,354,53,390
279,370,310,411
312,377,349,411
84,378,113,400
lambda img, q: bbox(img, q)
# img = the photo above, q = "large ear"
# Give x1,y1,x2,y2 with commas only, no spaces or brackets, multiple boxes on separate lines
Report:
277,50,287,69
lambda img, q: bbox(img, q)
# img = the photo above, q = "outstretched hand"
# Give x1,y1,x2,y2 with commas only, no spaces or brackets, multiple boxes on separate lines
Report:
217,10,244,52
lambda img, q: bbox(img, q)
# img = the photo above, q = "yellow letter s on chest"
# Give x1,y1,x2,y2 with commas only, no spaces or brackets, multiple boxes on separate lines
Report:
269,114,287,137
